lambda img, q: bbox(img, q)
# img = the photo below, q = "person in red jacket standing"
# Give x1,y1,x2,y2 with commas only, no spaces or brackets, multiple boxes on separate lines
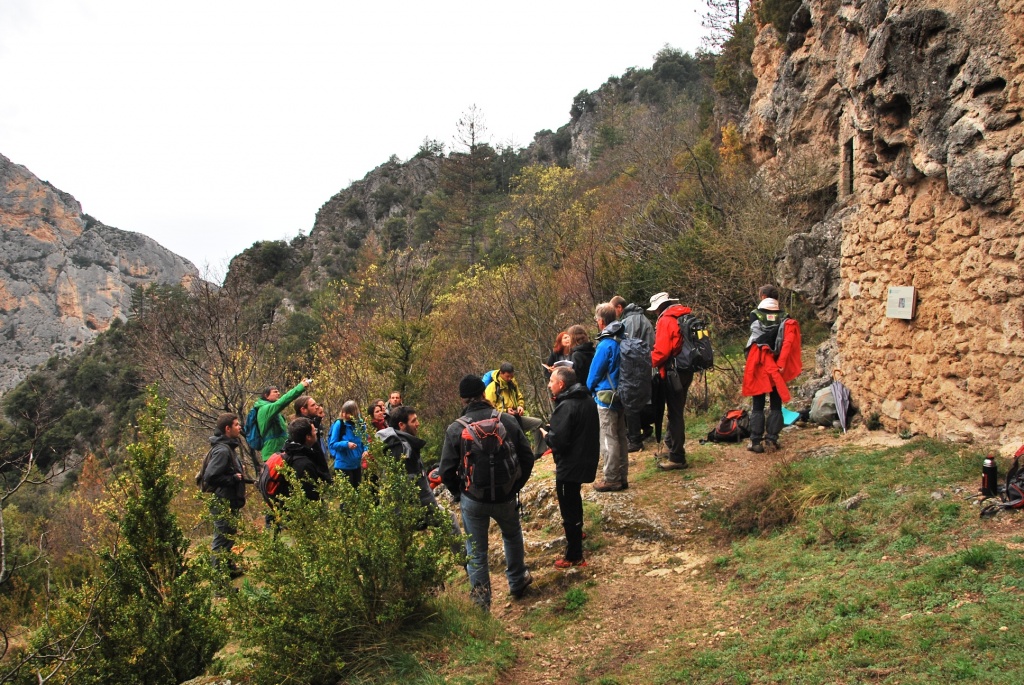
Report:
741,285,802,452
649,292,694,470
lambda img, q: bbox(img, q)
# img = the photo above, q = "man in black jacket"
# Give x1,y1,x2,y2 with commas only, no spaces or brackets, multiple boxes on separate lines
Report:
204,413,247,576
541,367,599,569
378,406,463,542
439,375,536,611
280,417,333,501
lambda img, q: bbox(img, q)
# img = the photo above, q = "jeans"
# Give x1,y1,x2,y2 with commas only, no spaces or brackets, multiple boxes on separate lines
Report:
459,496,529,602
556,480,584,561
598,406,629,485
664,369,694,464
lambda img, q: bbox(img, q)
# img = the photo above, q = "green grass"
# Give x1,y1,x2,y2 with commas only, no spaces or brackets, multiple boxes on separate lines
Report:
647,438,1024,684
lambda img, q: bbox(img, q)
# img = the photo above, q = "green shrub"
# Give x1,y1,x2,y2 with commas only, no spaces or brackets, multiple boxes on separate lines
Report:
562,587,589,612
230,446,462,685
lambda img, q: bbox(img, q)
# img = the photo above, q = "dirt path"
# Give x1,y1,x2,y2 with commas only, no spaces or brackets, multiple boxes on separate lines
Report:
480,424,905,685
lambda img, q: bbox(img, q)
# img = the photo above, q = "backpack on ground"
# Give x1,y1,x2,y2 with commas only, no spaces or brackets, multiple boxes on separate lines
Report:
981,445,1024,517
456,410,521,500
257,452,289,502
617,336,652,414
809,387,839,427
676,314,714,373
244,405,264,452
705,409,751,443
195,447,216,493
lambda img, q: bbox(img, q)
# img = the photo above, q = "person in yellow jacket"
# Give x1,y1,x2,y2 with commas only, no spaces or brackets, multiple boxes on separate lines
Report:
484,362,545,457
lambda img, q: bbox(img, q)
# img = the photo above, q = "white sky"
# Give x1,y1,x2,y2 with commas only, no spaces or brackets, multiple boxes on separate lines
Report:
1,0,705,278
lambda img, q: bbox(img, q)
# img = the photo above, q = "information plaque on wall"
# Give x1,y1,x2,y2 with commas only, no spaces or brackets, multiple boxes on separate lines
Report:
886,286,916,320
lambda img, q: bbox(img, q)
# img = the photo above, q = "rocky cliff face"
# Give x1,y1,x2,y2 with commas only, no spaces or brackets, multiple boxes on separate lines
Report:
301,155,441,285
745,0,1024,443
0,153,199,393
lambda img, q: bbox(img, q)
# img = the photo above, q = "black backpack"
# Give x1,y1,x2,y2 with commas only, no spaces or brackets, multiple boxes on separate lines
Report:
195,447,216,493
456,411,521,500
751,310,791,357
676,314,714,373
617,336,652,414
705,409,751,443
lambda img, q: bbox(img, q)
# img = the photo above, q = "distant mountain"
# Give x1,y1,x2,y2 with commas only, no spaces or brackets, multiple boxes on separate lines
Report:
0,153,199,393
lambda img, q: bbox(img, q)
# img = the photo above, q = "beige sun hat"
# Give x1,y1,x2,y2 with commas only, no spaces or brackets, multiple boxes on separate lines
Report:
647,292,679,311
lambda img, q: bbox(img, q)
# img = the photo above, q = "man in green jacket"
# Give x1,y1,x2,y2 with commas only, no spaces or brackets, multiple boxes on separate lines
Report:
255,378,311,460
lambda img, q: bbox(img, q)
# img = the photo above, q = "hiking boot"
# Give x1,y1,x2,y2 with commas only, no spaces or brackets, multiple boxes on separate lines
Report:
469,583,491,611
510,570,533,599
747,442,764,453
554,557,587,570
627,443,643,453
764,439,780,452
657,459,688,471
593,481,624,492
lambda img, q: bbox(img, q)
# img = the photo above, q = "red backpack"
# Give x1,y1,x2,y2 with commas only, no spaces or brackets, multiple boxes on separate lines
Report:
706,409,751,443
456,411,521,500
257,452,290,502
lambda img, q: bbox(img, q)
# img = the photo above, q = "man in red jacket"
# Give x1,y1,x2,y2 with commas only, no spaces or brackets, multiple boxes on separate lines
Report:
649,292,694,470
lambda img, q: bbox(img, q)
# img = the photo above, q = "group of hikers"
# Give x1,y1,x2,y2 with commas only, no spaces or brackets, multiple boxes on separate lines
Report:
200,285,802,609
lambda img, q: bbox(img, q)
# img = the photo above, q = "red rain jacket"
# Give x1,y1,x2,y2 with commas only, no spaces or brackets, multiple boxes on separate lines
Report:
741,318,802,401
651,304,693,378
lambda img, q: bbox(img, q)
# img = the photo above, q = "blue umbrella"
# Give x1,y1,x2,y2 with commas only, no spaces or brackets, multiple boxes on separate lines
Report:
831,369,851,433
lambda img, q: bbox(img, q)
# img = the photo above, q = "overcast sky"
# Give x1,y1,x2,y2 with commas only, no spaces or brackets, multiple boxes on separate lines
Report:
1,0,706,278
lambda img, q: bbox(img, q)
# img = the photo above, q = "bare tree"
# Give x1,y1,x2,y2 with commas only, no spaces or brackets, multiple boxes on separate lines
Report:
130,277,277,474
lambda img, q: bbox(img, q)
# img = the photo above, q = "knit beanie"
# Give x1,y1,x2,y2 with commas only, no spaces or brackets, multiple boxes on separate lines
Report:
459,374,486,399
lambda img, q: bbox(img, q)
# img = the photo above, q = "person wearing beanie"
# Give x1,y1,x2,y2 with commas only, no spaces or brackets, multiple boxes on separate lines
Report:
438,374,536,611
741,284,802,452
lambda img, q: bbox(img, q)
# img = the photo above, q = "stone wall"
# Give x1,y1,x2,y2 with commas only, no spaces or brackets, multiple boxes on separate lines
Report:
745,0,1024,445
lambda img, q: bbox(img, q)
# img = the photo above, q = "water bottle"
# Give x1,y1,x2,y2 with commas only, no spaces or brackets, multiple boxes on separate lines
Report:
981,454,998,497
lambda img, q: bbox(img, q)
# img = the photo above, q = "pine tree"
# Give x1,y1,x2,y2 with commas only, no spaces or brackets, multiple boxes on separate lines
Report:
24,386,224,684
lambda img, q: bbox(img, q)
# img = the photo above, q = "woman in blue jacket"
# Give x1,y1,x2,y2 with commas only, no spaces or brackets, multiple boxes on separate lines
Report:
328,400,368,488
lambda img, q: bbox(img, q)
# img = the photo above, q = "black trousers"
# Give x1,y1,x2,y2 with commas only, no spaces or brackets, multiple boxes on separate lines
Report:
664,369,694,463
750,389,784,443
556,480,584,561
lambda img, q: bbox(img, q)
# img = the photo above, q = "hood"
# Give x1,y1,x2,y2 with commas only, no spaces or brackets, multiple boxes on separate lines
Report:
376,427,426,450
572,341,595,353
622,303,646,318
555,383,591,402
283,440,316,457
660,303,692,319
208,433,239,448
376,426,399,444
597,320,625,340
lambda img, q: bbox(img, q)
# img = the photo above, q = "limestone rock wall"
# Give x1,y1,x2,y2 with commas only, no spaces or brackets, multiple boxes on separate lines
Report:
0,153,199,393
745,0,1024,444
